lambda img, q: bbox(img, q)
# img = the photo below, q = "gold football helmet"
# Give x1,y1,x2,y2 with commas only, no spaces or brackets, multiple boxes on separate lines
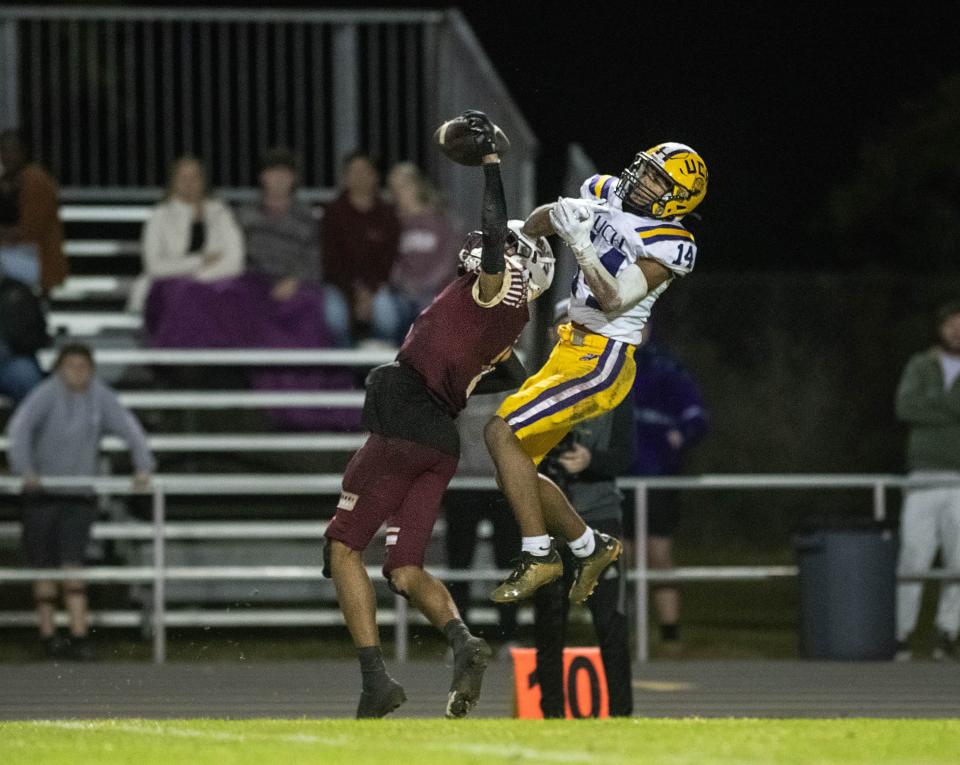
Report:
615,142,708,219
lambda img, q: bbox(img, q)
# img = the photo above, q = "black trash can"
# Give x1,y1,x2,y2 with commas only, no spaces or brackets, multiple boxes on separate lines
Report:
793,516,898,660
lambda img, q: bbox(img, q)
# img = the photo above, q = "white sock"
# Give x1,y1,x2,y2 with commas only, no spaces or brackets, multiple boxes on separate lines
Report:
568,528,596,558
521,534,552,557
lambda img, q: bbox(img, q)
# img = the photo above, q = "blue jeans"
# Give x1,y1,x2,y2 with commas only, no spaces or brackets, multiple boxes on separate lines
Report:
322,285,353,348
371,289,431,345
0,341,44,404
370,285,405,344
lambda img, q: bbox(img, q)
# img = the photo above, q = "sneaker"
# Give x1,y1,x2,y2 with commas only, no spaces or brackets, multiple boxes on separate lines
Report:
356,675,407,719
932,631,957,662
446,636,492,719
893,640,912,662
490,548,563,603
568,532,623,604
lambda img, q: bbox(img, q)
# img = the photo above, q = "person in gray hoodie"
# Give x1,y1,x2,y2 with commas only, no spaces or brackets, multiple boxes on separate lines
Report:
894,300,960,661
7,343,155,660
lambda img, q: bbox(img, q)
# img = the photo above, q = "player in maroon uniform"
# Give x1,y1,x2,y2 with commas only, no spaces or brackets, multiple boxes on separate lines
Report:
322,111,556,719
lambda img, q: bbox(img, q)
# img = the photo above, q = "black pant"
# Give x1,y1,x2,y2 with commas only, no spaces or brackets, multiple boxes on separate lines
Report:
444,489,521,641
533,517,633,717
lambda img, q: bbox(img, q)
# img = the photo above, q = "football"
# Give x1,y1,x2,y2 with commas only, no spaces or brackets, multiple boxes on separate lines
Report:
433,115,511,166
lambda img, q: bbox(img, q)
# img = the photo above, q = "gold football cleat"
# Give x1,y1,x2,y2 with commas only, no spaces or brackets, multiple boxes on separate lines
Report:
490,548,563,603
568,533,623,604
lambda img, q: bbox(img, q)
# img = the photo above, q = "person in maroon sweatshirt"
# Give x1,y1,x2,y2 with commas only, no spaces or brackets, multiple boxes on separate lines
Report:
320,151,401,343
322,111,558,719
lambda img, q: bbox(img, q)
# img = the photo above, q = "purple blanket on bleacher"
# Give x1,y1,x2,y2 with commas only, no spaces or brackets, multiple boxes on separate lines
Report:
144,273,362,431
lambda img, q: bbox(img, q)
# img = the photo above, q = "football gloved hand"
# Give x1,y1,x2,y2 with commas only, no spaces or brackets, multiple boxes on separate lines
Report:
460,109,499,156
549,197,605,257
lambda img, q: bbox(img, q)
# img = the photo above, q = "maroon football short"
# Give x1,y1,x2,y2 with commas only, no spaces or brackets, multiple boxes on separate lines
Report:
324,433,459,574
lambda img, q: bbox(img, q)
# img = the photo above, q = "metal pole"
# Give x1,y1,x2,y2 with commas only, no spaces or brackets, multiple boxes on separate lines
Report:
332,23,359,170
873,480,887,523
394,593,408,663
151,484,167,664
634,482,649,663
0,20,20,131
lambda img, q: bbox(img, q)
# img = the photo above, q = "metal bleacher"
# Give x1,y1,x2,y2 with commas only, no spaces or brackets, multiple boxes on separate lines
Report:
0,196,404,625
0,5,544,654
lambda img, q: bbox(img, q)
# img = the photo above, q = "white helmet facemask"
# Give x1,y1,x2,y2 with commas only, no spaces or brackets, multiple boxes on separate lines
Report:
457,223,555,302
505,220,554,302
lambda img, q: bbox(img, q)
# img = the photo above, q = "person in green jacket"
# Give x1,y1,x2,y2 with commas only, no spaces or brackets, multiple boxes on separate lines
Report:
894,300,960,661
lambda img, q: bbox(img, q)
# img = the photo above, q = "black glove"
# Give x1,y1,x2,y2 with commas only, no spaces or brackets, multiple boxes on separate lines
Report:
460,109,498,156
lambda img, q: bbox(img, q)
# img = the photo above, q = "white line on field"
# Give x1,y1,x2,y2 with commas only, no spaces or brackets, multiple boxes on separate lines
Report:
34,720,349,746
34,720,629,764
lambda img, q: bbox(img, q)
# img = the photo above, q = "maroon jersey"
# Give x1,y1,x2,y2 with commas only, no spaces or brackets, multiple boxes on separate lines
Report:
397,262,529,414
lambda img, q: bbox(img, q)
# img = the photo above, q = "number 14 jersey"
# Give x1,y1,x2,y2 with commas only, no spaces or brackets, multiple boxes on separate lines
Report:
568,173,699,345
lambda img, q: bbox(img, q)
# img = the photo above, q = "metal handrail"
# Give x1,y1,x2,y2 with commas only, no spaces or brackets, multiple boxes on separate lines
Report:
0,433,369,453
0,6,447,23
0,391,367,410
36,347,397,368
0,472,954,664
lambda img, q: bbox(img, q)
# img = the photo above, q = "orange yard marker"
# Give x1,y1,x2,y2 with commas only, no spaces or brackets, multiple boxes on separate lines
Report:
510,646,609,719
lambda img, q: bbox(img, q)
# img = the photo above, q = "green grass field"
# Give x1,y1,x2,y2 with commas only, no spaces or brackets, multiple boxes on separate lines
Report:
2,719,959,765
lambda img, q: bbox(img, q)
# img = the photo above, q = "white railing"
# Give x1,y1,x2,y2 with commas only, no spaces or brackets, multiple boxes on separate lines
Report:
0,433,368,453
35,347,397,368
3,473,960,664
48,311,142,335
0,390,366,410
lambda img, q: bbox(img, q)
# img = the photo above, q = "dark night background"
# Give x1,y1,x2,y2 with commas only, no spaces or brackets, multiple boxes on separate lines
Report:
426,2,960,273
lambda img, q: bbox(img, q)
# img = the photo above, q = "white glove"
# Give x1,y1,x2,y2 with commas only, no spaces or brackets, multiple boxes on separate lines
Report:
548,197,605,256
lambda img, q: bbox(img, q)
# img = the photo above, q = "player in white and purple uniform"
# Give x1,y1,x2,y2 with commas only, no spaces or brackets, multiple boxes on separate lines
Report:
486,142,709,605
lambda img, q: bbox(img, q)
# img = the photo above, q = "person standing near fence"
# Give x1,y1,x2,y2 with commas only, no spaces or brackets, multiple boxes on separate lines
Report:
6,343,155,661
894,300,960,661
532,390,636,717
444,390,521,646
625,323,709,657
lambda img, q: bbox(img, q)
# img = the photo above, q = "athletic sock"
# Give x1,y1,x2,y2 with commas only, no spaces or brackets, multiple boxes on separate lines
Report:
660,624,680,642
358,645,388,690
568,528,597,558
443,618,472,653
521,534,552,557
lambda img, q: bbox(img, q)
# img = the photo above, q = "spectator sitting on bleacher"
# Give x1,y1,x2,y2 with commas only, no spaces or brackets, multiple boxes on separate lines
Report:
384,162,459,344
238,147,351,348
0,129,66,294
129,154,244,314
236,148,360,431
6,343,155,661
321,151,400,346
135,151,360,429
0,272,49,404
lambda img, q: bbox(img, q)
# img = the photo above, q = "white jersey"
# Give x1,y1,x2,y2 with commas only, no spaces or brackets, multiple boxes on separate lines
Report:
568,173,697,345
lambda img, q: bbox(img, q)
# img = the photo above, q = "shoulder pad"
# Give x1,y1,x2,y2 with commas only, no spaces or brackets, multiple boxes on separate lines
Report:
634,223,698,275
580,174,618,201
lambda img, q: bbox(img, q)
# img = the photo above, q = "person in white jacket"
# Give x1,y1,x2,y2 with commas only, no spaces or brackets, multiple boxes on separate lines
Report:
128,155,244,312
